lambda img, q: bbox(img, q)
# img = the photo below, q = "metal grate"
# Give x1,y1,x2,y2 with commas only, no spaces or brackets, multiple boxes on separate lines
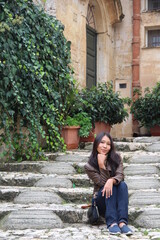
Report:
86,4,96,30
148,0,160,10
148,30,160,47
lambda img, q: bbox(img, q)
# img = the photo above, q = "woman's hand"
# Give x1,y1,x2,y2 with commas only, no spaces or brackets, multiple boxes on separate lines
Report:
102,178,114,198
97,153,107,169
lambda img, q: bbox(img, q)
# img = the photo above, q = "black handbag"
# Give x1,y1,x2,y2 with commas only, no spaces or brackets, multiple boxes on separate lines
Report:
87,199,99,225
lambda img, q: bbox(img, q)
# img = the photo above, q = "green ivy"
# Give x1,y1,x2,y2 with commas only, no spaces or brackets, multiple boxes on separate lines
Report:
0,0,76,161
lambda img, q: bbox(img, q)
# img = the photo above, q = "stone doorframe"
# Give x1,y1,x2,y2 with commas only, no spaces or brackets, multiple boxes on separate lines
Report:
85,0,124,86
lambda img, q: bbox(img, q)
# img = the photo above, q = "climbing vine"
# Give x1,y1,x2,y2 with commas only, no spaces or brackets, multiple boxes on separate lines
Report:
0,0,76,161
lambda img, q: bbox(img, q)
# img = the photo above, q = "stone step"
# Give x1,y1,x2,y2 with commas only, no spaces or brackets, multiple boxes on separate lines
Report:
1,186,160,208
0,203,87,229
0,161,77,174
114,142,151,152
0,202,159,229
133,137,160,143
124,164,160,176
125,176,160,190
129,190,160,206
83,141,152,152
83,137,160,152
73,162,160,175
69,175,160,190
0,151,160,174
0,209,63,230
52,151,90,162
0,172,76,188
130,207,160,229
56,187,160,206
128,153,160,164
0,160,159,182
0,172,159,191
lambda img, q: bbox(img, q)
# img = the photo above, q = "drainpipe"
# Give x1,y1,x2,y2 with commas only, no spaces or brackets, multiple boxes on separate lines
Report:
132,0,141,136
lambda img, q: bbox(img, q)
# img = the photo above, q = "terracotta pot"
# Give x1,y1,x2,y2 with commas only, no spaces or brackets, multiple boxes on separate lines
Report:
80,127,95,143
150,125,160,136
61,126,80,149
94,122,111,135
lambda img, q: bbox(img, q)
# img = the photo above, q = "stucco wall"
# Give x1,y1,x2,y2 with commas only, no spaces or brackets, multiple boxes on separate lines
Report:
140,11,160,93
111,0,133,137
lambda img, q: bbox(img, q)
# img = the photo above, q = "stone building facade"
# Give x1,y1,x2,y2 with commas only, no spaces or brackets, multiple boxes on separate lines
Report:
35,0,160,138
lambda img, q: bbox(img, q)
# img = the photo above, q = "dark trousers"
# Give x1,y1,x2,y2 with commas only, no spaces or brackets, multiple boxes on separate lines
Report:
94,181,129,227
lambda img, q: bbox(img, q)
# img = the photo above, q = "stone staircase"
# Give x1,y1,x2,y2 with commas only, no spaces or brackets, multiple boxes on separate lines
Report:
0,137,160,239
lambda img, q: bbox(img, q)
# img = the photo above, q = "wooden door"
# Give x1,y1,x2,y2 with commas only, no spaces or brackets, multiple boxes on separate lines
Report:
86,25,97,88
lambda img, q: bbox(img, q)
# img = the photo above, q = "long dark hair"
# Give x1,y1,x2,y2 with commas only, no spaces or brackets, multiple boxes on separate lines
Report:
88,132,121,177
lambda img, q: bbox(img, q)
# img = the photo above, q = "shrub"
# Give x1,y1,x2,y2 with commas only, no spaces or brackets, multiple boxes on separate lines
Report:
80,82,128,126
131,82,160,129
64,112,92,137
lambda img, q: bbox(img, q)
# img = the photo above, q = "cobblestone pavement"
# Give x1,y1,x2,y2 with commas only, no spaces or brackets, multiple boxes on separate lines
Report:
0,224,160,240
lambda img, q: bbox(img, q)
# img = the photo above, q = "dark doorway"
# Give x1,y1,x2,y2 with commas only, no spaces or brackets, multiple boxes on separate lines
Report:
86,25,97,88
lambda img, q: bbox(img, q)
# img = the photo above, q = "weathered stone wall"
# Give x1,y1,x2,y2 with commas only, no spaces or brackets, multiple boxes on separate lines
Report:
111,0,133,137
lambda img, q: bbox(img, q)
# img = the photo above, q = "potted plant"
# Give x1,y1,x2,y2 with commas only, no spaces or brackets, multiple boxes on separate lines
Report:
131,82,160,136
80,82,128,135
61,112,92,149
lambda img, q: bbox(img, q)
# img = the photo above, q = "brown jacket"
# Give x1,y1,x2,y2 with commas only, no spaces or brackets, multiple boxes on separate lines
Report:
84,159,124,194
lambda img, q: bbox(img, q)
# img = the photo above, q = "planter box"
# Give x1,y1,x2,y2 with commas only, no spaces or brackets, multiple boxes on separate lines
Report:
150,125,160,136
94,122,111,135
61,126,80,149
80,122,111,142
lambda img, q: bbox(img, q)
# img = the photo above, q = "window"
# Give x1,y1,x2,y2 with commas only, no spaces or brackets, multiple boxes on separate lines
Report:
148,30,160,47
119,83,127,89
86,4,96,30
148,0,160,10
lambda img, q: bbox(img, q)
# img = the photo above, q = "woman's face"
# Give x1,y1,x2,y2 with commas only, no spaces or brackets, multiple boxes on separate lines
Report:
97,135,111,155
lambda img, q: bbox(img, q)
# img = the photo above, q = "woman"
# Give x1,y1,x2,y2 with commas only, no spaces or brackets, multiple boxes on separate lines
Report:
84,131,133,235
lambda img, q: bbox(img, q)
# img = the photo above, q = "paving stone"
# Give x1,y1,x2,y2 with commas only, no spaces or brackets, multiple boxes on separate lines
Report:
0,172,42,187
0,162,42,172
129,154,160,164
114,142,150,151
126,177,160,190
40,162,76,175
0,209,63,230
56,187,92,203
34,176,73,188
55,154,89,162
0,189,20,201
124,164,159,176
135,208,160,228
133,137,160,143
146,143,160,152
14,190,63,204
129,191,160,206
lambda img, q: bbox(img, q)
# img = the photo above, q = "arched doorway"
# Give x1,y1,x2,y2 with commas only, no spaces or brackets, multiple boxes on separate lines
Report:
86,0,109,88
